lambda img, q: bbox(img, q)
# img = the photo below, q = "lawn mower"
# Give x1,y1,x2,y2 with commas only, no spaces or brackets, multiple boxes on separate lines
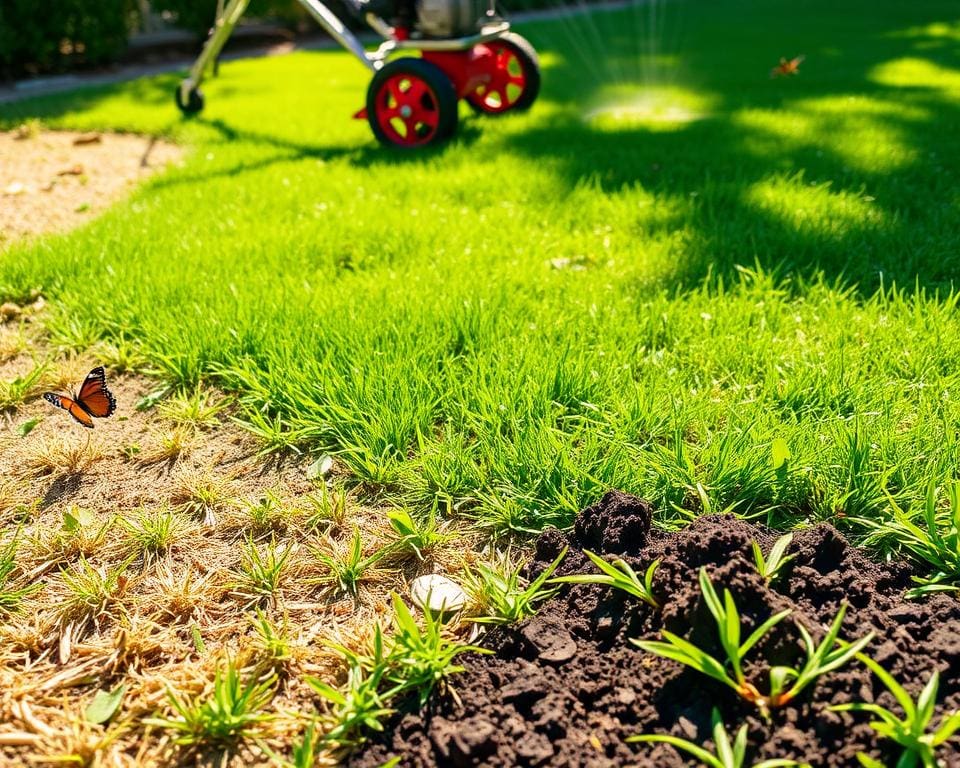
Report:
174,0,541,148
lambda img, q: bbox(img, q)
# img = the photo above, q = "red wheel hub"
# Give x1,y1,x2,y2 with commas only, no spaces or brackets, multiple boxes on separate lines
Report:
471,43,527,113
372,74,441,147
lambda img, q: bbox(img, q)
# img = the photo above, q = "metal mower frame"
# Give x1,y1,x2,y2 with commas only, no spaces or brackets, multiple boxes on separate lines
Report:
175,0,541,147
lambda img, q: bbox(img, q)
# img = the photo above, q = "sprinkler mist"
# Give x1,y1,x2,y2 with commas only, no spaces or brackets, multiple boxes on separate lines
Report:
530,0,703,128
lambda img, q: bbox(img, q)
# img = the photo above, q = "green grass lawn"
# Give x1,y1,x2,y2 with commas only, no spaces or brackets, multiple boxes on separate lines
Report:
3,0,960,541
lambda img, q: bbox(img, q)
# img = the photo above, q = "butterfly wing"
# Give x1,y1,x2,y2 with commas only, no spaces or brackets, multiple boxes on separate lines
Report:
76,366,117,418
43,392,95,428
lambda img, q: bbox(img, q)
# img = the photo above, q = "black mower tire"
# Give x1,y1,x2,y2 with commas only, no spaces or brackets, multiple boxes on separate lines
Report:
175,85,205,115
366,58,459,148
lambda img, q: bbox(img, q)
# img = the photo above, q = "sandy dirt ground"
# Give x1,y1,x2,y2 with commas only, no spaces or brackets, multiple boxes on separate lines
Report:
0,127,182,244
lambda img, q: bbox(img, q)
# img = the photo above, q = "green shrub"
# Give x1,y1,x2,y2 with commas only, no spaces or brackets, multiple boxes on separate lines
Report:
0,0,138,78
150,0,310,35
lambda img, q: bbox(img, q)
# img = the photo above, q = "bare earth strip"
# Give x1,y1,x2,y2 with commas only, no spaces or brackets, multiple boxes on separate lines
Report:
0,128,182,243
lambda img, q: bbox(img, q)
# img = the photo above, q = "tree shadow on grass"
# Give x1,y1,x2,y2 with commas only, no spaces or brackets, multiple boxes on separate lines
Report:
504,0,960,294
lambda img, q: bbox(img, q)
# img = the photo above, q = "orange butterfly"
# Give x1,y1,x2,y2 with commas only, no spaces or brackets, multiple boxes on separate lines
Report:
43,366,117,429
771,55,805,78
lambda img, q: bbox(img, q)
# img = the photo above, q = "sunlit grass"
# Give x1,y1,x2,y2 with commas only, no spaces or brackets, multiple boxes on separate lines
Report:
2,0,959,542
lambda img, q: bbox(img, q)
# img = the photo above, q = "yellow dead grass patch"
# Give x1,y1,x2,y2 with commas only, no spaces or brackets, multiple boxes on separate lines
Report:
0,325,481,767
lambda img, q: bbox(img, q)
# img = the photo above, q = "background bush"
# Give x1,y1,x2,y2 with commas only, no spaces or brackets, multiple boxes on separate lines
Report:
0,0,138,78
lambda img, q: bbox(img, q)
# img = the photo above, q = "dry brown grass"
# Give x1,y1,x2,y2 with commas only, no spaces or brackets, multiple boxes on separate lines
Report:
0,337,478,767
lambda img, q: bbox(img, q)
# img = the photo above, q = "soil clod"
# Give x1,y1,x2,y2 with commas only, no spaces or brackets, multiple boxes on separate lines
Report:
352,493,960,767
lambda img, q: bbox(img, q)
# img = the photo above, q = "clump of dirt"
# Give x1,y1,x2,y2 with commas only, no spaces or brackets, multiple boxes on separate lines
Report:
352,490,960,767
0,127,182,242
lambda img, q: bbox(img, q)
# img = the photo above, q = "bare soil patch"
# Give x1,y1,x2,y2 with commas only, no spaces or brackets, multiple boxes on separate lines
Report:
0,127,182,243
352,491,960,767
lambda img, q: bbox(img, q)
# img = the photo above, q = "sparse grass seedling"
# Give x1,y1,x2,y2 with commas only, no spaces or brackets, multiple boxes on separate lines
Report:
752,533,796,584
171,471,234,527
0,531,41,613
465,547,567,624
635,568,872,715
120,507,191,563
240,490,299,535
228,536,292,608
385,506,453,560
307,664,397,750
308,528,392,597
0,363,46,410
303,483,349,532
145,660,276,747
137,425,197,465
247,609,298,675
831,655,960,768
158,387,229,429
382,592,488,704
630,707,808,768
56,555,130,628
31,506,113,567
860,481,960,596
553,550,661,609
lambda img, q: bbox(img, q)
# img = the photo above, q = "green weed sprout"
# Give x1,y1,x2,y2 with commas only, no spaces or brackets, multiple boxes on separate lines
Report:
861,481,960,596
146,661,276,746
384,592,488,705
0,531,41,613
386,507,453,560
309,528,391,597
553,550,661,609
630,707,808,768
751,533,795,585
307,665,397,749
635,568,872,714
465,547,567,624
830,655,960,768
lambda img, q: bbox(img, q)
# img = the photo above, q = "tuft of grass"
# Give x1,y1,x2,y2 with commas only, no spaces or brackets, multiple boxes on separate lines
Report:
0,531,42,614
55,555,130,628
170,470,235,527
26,437,106,476
308,528,393,597
145,660,277,747
752,533,796,585
227,536,292,608
30,506,113,567
239,489,300,535
385,506,454,560
137,425,197,465
631,707,809,768
246,609,299,675
0,363,46,410
307,665,395,751
303,483,349,533
464,546,566,624
0,324,30,362
634,568,873,715
831,655,960,768
859,481,960,596
553,550,661,609
158,387,229,430
119,507,192,563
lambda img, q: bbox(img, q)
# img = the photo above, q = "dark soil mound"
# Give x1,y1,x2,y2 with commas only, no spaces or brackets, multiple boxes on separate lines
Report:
351,490,960,767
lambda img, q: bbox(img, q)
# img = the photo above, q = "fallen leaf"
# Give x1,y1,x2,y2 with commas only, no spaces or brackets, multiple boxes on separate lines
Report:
57,165,84,176
85,684,126,724
306,454,334,480
16,417,40,437
73,132,102,146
